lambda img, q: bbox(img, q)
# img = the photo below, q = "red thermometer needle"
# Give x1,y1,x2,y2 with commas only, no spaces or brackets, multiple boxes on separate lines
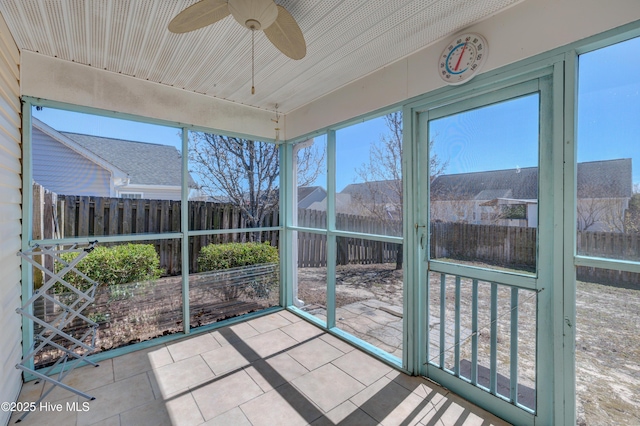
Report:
454,42,468,71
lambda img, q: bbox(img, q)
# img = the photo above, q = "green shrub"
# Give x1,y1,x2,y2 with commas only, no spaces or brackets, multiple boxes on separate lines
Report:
197,242,279,272
54,244,163,292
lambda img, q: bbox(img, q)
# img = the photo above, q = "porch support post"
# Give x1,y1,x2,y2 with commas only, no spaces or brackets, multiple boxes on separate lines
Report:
408,105,428,375
562,50,578,426
326,130,336,329
281,143,294,307
181,127,190,333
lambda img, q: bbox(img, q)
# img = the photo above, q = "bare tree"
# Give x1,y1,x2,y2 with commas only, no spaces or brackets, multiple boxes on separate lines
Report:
189,133,323,234
577,182,629,232
430,186,476,224
353,112,447,268
624,185,640,233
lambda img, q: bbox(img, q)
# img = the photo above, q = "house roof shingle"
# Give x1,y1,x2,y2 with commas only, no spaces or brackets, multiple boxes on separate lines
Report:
341,179,402,205
431,158,632,201
61,132,195,187
298,186,324,201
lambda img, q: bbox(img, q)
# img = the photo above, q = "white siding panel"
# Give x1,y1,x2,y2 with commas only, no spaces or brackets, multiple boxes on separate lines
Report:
0,11,18,75
0,179,22,202
0,277,20,320
0,122,20,156
0,96,19,131
0,253,20,277
0,143,19,172
32,127,112,197
0,10,21,426
132,187,182,201
0,235,20,262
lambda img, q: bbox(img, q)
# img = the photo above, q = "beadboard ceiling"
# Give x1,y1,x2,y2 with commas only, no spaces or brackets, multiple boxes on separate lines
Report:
0,0,522,114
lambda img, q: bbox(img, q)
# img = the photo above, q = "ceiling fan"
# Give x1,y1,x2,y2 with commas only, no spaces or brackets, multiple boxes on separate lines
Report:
169,0,307,94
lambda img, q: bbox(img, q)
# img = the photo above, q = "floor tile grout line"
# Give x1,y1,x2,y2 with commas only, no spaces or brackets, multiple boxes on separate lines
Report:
199,325,327,425
181,334,325,397
329,358,388,388
76,373,157,426
185,388,207,425
238,404,256,426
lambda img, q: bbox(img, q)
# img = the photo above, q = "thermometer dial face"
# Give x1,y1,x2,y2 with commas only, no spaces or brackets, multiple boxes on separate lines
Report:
438,33,488,85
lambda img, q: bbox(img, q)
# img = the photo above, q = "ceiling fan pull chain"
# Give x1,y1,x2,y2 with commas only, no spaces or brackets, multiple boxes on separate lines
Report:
251,29,255,95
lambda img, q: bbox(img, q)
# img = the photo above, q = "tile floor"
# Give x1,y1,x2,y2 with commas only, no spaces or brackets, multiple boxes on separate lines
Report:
10,311,510,426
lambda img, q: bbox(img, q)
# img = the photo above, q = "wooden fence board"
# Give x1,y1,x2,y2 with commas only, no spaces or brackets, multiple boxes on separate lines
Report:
122,199,132,234
94,197,105,236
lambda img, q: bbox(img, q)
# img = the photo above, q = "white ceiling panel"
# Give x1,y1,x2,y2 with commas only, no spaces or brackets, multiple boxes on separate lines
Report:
0,0,523,114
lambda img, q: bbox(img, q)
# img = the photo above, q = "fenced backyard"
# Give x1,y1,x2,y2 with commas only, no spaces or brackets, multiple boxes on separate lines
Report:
32,184,639,287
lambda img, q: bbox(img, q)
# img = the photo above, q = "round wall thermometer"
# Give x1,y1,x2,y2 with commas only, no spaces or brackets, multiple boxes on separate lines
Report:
438,33,488,85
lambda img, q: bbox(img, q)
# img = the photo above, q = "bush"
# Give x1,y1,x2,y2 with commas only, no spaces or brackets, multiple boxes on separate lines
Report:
197,242,279,272
55,244,163,292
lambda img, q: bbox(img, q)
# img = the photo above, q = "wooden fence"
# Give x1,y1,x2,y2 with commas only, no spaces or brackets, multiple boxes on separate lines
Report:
33,185,279,275
32,185,639,287
430,222,537,271
296,208,402,267
431,222,639,288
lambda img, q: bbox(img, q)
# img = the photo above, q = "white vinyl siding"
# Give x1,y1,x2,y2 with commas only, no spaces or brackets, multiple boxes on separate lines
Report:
121,185,182,201
32,127,112,197
0,10,21,426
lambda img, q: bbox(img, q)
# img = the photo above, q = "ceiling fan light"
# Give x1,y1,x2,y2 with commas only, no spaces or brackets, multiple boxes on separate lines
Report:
228,0,278,30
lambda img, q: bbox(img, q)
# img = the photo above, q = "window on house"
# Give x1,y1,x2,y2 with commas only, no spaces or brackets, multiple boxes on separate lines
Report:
289,111,405,361
501,204,526,219
119,192,143,199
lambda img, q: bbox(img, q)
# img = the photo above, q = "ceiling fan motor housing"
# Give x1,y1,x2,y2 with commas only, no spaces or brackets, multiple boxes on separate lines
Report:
228,0,278,30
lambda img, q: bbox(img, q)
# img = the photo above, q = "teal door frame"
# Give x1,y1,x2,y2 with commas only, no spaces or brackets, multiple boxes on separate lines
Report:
404,59,568,425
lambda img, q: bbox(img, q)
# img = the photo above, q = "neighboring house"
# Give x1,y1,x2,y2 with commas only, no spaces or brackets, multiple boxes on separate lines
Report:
306,179,402,219
297,186,327,209
32,118,195,200
431,158,632,231
306,193,368,215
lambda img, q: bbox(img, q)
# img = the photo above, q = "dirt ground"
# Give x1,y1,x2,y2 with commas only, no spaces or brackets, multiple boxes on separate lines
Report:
575,281,640,426
297,263,403,308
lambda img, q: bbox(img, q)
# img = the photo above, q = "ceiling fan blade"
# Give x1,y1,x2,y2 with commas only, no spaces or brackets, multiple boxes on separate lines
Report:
264,5,306,60
168,0,230,34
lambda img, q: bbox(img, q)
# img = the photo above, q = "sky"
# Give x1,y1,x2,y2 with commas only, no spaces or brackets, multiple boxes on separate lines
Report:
32,36,640,192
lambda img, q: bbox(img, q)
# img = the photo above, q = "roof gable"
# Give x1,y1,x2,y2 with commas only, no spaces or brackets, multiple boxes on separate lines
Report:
298,186,326,201
32,118,128,180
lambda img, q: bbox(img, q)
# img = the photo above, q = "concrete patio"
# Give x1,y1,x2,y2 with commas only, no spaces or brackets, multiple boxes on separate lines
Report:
10,311,508,426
